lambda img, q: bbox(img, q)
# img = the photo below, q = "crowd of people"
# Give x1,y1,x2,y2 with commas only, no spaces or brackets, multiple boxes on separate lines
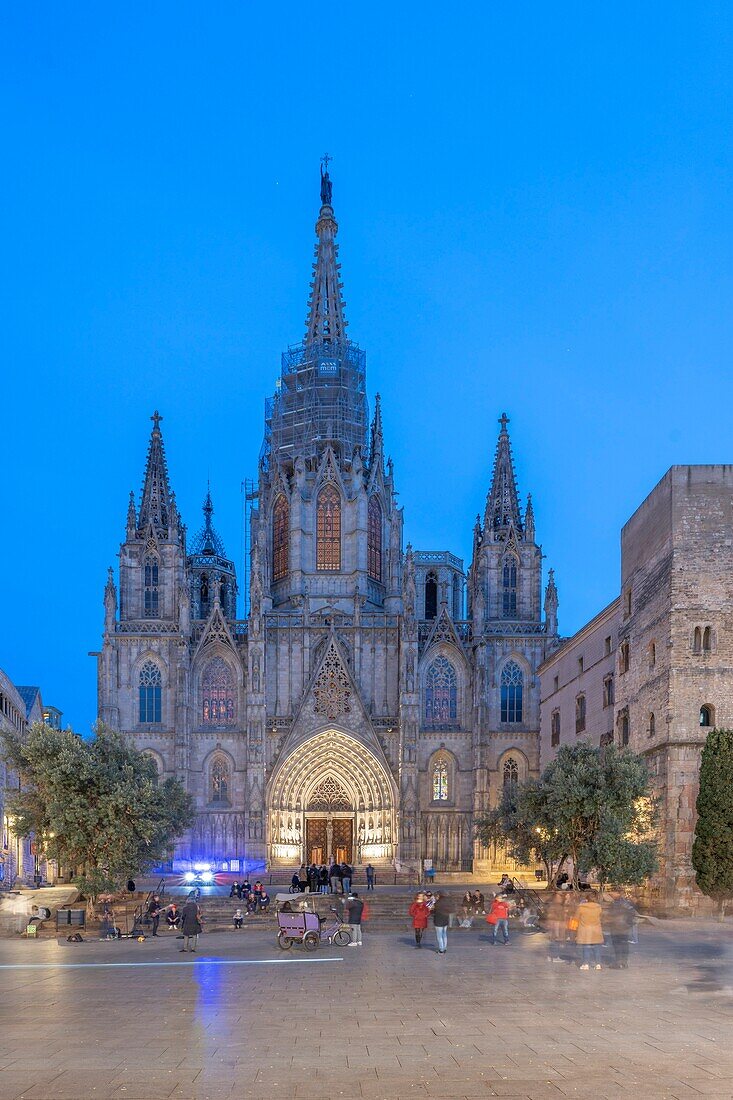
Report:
405,885,638,966
287,862,376,894
228,879,271,912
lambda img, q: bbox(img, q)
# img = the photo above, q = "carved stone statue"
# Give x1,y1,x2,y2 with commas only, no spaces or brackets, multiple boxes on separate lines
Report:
320,165,332,205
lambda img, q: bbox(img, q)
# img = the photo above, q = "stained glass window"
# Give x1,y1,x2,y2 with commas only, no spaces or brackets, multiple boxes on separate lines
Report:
139,660,162,724
211,757,230,804
432,755,449,801
316,485,341,571
500,660,523,723
502,555,517,617
367,496,382,581
272,495,289,581
425,656,458,727
202,657,236,726
144,555,159,617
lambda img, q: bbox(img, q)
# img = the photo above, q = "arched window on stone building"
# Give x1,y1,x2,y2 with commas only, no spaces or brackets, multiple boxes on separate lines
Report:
648,712,655,738
367,496,382,582
316,485,341,571
210,756,231,805
700,704,714,728
199,573,210,619
138,660,162,724
424,656,458,728
503,756,519,798
500,661,523,723
432,753,450,802
272,495,289,582
501,554,518,617
702,627,712,653
201,657,236,726
424,571,438,620
693,627,702,654
143,554,159,617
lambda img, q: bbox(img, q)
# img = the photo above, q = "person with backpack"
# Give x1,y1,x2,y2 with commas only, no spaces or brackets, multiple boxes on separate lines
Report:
341,862,352,895
329,861,341,894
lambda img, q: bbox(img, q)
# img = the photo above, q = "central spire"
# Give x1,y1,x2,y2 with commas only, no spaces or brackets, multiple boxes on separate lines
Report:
304,158,348,346
138,410,172,536
484,413,523,539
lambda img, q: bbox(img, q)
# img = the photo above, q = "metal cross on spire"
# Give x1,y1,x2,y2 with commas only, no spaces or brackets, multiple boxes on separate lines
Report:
151,410,163,430
321,152,332,172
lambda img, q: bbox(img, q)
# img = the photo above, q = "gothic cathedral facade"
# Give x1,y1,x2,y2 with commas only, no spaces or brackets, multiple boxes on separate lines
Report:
97,168,560,874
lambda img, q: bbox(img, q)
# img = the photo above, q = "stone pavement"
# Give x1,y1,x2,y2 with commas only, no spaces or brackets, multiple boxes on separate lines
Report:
0,920,731,1100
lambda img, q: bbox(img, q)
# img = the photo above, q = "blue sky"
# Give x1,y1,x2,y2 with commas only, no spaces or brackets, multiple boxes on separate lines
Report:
2,4,732,732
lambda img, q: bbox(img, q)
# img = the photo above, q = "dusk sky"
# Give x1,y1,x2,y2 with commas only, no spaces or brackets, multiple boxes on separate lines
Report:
2,4,732,733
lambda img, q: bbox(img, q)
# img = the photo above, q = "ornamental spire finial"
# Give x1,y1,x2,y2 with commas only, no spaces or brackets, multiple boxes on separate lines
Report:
305,157,347,345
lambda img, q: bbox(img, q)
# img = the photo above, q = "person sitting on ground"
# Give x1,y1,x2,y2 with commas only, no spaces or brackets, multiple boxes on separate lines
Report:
258,889,270,912
230,881,240,899
458,891,475,927
472,890,485,914
233,908,244,929
497,874,515,894
555,871,570,889
240,878,251,900
165,902,180,929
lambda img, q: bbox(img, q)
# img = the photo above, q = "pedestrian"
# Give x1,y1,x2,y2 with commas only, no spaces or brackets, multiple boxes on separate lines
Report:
345,891,364,946
298,864,308,892
432,891,452,954
545,890,569,961
408,891,430,948
147,894,162,937
365,863,375,890
605,890,636,969
487,894,511,944
575,894,604,970
329,861,341,894
179,898,203,952
319,864,329,894
341,861,352,895
308,863,319,893
233,908,244,929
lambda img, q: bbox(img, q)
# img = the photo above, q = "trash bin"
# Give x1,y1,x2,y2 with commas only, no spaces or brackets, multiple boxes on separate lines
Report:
56,908,86,931
534,869,544,881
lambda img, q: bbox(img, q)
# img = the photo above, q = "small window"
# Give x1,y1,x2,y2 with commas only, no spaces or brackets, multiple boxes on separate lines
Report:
551,710,561,747
624,589,632,618
603,674,614,709
618,709,630,747
144,555,159,617
648,712,655,738
578,656,584,674
575,694,586,735
502,555,518,618
424,571,438,620
553,675,559,692
648,641,656,668
700,704,714,728
604,635,612,656
702,627,712,653
692,627,701,655
619,641,630,674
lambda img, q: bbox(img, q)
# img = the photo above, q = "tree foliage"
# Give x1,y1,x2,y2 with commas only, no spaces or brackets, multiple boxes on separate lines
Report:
1,722,194,900
476,743,658,887
692,727,733,916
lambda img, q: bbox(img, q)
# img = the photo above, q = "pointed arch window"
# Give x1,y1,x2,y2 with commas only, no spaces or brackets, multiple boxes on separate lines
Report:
424,656,458,728
316,485,341,571
143,554,159,617
138,661,162,724
210,756,230,805
367,496,382,582
272,495,289,582
500,660,523,723
424,571,438,621
199,573,210,618
501,554,518,618
503,756,519,798
432,753,450,801
201,657,236,726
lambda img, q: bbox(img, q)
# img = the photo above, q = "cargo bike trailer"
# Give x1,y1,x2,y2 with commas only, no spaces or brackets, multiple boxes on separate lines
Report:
274,893,351,951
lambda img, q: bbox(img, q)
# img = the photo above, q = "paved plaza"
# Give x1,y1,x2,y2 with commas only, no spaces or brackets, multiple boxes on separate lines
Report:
0,920,732,1100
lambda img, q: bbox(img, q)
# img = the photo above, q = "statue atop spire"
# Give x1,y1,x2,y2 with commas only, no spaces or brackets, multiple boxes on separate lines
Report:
320,154,333,206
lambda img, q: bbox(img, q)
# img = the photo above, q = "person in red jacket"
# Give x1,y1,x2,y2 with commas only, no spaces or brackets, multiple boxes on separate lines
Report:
487,895,511,945
408,892,430,948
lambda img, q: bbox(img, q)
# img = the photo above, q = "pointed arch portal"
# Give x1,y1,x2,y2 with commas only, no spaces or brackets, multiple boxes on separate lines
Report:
267,729,396,866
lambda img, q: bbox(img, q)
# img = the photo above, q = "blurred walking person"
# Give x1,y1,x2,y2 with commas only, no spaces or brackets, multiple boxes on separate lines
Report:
576,894,604,970
545,891,569,961
432,891,452,954
605,890,637,969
